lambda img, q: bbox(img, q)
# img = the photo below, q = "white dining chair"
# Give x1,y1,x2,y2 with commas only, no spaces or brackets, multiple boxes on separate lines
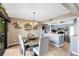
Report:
18,34,30,56
32,37,49,56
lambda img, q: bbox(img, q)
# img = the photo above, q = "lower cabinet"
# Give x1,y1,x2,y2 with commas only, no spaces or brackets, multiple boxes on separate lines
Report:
49,34,64,47
70,36,79,56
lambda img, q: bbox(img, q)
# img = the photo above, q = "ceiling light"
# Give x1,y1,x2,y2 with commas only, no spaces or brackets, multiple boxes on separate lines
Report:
30,11,38,30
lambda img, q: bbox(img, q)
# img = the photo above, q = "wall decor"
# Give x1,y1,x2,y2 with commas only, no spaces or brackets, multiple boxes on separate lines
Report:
12,22,22,29
24,23,32,31
33,24,38,30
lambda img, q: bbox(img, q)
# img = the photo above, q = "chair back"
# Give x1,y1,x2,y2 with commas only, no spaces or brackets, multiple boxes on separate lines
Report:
39,37,49,56
18,34,25,52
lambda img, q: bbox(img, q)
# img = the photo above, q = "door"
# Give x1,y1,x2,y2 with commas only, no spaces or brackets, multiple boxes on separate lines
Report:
0,17,5,55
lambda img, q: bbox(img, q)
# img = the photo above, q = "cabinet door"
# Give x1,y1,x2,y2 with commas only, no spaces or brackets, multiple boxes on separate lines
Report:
70,36,78,53
59,35,64,44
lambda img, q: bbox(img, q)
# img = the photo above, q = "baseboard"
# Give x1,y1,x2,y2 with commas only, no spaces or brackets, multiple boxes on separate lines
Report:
53,44,64,47
8,43,19,47
71,51,79,56
49,42,64,48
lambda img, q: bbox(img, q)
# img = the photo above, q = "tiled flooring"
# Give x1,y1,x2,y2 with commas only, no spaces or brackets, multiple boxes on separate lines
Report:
3,40,71,56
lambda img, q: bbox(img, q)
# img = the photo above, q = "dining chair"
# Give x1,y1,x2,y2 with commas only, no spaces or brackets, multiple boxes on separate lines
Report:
32,37,49,56
18,34,30,56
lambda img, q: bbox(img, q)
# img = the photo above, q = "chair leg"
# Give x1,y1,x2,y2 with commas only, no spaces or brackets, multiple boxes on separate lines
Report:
23,51,26,56
20,49,22,55
32,52,34,56
20,49,25,56
32,52,38,56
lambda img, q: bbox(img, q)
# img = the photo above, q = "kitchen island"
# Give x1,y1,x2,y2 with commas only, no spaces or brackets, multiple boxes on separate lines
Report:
44,33,64,47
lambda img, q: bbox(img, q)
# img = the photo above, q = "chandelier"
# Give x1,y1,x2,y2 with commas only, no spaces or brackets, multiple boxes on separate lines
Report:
24,11,38,31
30,11,38,30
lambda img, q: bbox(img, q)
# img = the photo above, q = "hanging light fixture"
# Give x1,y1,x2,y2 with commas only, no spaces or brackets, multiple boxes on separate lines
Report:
33,11,38,25
30,11,35,25
30,11,38,30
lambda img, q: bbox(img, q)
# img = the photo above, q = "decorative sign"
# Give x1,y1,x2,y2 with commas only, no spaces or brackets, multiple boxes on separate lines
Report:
33,24,38,30
12,22,22,29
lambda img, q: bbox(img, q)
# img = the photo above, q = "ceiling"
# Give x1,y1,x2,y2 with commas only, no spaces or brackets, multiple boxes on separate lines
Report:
62,3,79,15
2,3,70,22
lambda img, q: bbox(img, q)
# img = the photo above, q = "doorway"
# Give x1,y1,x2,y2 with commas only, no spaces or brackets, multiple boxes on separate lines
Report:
0,16,7,55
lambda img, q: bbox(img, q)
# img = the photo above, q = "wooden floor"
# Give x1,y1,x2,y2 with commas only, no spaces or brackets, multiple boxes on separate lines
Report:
3,40,71,56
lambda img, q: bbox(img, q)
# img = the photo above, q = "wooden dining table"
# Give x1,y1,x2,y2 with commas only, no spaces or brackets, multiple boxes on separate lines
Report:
23,36,39,46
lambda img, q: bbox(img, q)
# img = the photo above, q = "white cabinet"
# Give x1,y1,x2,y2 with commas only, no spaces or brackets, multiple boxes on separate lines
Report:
70,17,79,56
70,36,79,55
49,34,64,47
